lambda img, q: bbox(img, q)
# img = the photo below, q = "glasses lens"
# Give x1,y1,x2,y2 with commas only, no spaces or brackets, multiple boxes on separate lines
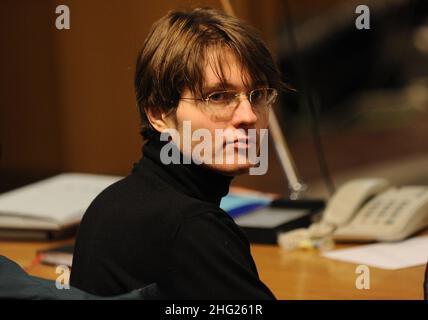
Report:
207,91,236,105
250,88,277,106
202,91,237,121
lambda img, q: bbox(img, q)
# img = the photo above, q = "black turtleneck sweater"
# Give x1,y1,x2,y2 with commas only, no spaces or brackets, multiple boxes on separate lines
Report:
70,135,275,300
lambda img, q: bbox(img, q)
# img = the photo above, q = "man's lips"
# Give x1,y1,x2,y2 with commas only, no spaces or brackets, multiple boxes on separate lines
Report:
224,137,257,147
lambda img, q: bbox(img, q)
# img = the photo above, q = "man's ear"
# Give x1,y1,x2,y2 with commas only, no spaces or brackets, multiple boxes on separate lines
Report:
145,107,176,132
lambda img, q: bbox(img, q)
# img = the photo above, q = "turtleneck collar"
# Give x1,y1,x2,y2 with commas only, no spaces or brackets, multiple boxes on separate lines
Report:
132,133,234,206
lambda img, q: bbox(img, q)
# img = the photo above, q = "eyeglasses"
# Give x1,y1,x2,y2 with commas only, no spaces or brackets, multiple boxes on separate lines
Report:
180,88,278,119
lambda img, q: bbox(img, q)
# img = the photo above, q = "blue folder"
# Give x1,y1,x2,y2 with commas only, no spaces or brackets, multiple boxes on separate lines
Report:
220,193,272,218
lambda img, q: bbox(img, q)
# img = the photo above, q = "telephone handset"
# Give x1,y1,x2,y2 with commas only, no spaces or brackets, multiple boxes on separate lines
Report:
322,178,390,227
314,178,428,242
278,178,428,250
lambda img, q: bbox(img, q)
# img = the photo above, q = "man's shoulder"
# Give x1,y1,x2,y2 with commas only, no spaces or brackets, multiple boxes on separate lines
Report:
87,172,183,212
81,172,220,227
92,172,227,217
75,173,186,255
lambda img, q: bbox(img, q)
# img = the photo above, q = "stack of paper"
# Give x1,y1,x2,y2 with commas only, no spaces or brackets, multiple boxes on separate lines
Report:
0,173,121,239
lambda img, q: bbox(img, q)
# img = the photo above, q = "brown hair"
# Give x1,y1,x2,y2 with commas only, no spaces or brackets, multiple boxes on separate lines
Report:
135,7,286,139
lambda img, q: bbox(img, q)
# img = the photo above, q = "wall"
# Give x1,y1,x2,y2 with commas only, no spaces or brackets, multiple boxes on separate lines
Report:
0,0,349,193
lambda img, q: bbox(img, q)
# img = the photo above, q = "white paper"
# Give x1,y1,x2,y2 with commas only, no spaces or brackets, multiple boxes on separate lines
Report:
322,236,428,270
0,173,121,228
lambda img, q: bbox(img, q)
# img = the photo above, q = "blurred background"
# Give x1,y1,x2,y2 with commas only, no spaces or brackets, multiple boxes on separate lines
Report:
1,0,428,198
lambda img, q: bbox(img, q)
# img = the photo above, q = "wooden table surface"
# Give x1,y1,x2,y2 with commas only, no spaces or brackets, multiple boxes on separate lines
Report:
1,234,426,300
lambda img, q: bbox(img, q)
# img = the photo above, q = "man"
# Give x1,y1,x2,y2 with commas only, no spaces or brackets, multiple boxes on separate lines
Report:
70,7,285,299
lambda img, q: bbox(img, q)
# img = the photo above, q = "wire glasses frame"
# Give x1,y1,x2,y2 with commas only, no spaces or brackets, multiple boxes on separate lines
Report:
180,88,278,115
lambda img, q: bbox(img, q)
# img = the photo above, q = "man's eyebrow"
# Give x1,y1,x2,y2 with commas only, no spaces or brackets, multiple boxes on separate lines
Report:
202,80,267,92
202,82,235,92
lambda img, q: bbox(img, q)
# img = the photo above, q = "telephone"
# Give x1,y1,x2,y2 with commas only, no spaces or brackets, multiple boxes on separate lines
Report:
278,178,428,249
314,178,428,242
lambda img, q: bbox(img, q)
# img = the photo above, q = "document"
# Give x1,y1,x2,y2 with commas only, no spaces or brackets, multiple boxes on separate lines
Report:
322,236,428,270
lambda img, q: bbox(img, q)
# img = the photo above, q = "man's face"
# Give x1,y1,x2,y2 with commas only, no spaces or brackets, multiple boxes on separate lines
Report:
170,49,270,176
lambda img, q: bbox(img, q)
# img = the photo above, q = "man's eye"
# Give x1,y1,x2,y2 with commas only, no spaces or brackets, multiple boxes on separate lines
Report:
208,92,228,103
251,90,265,102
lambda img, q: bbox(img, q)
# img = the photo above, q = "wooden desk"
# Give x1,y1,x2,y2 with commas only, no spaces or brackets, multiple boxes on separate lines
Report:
0,235,426,300
253,240,426,300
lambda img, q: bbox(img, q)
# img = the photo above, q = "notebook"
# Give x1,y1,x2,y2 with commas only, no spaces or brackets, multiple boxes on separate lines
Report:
0,173,121,240
37,244,75,267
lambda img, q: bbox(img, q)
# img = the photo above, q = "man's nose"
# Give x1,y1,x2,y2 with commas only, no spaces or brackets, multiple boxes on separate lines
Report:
230,95,258,127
